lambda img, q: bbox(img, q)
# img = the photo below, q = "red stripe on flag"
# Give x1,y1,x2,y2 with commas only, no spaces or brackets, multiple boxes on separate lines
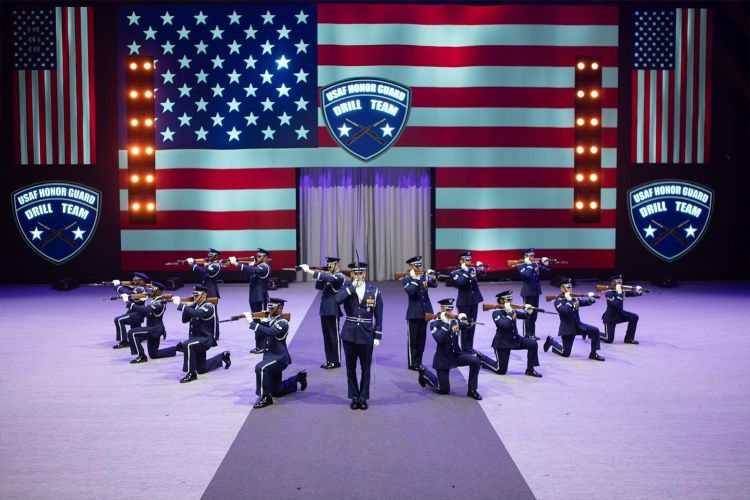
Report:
678,9,688,164
87,7,96,163
436,167,616,188
655,71,662,163
61,7,71,164
121,250,298,272
436,209,617,229
12,74,20,164
644,70,651,162
24,71,34,164
631,71,637,163
38,72,48,164
318,4,619,25
118,168,297,190
119,211,297,230
667,69,674,161
75,7,84,163
691,9,702,163
408,87,619,109
435,249,615,270
704,9,712,159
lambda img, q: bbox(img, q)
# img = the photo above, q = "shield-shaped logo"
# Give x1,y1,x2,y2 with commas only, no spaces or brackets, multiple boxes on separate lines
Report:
627,180,714,262
320,78,411,161
12,182,101,265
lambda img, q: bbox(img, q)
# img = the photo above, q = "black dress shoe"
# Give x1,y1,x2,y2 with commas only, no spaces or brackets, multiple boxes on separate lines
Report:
130,356,148,364
543,336,553,352
112,341,129,349
222,351,231,369
527,335,538,341
250,347,264,354
467,390,483,400
320,362,330,369
179,371,198,383
408,365,419,371
350,399,360,410
624,339,640,345
359,399,369,410
253,396,273,409
417,366,427,387
589,352,605,361
175,342,184,353
298,370,308,391
525,368,542,378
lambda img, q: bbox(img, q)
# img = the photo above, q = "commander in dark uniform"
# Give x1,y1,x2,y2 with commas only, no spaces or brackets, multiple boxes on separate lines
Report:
111,272,150,349
601,274,642,344
186,248,222,299
544,278,605,361
229,248,271,353
124,281,178,364
401,255,437,370
335,261,383,410
476,290,542,378
417,298,482,400
172,285,230,383
516,248,550,340
299,257,345,369
450,251,486,351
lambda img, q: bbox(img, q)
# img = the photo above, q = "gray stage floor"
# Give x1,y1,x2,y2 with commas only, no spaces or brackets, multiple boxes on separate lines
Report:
0,280,748,499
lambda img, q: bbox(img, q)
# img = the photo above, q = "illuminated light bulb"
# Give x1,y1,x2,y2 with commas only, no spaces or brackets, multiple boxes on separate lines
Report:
144,118,153,127
146,174,154,183
145,146,153,155
590,90,599,98
589,173,599,182
576,118,585,126
129,90,138,98
143,62,152,70
577,62,585,70
146,202,155,211
575,201,584,210
577,90,585,98
576,173,584,182
590,201,598,209
132,202,141,211
130,174,139,183
144,90,153,98
591,62,599,70
131,146,140,155
130,118,138,127
576,146,584,154
591,117,599,126
590,145,599,154
129,62,137,70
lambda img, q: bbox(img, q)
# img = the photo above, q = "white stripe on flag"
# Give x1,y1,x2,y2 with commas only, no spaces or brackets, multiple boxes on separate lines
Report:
661,70,669,163
697,8,707,162
636,70,644,163
56,7,65,164
31,70,40,164
18,71,28,165
436,188,617,210
44,71,53,164
673,8,683,163
81,6,91,164
118,189,296,212
648,69,657,163
120,229,297,251
684,8,695,163
435,228,617,250
68,6,78,164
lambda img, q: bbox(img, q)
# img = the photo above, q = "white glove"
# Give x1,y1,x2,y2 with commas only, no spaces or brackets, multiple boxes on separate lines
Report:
615,284,623,293
112,279,121,286
229,256,237,265
299,263,310,273
476,261,483,267
524,256,531,264
458,313,467,321
427,269,435,275
504,302,512,312
564,292,573,301
440,312,450,322
461,262,469,271
541,257,549,266
172,296,181,305
636,285,643,294
524,304,534,312
186,257,195,265
373,339,380,347
120,293,129,303
409,269,418,279
588,292,595,298
243,312,253,323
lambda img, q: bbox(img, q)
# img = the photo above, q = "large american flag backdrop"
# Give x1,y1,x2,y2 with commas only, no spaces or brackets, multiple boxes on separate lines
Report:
118,3,620,271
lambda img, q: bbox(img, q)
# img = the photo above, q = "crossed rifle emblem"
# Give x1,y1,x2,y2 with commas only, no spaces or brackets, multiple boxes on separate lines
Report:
344,118,386,146
649,219,691,247
36,222,79,249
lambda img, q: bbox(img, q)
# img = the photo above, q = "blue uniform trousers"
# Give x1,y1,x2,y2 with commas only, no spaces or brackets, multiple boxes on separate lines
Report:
407,319,427,368
457,304,479,351
602,312,639,343
321,315,341,364
343,341,374,400
423,353,480,394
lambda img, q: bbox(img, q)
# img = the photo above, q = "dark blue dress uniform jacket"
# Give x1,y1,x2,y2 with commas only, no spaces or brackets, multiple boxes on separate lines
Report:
250,316,292,366
517,263,544,297
192,262,221,298
451,267,485,306
490,308,530,349
335,283,384,344
429,318,468,369
313,270,345,317
554,297,594,337
238,262,271,304
127,298,166,330
602,290,637,322
178,301,218,347
402,274,437,320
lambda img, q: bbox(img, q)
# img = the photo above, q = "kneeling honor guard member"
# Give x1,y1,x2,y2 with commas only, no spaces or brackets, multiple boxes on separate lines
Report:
335,261,383,410
601,275,642,345
476,291,542,378
111,272,150,349
244,298,307,409
418,299,483,400
172,286,231,383
401,255,437,370
299,257,345,369
125,281,178,364
544,278,605,361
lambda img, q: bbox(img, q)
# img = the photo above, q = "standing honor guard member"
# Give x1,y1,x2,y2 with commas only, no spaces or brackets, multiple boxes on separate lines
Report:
111,272,150,349
544,278,605,361
335,261,383,411
299,257,345,369
186,248,222,298
450,251,486,351
172,285,231,383
229,248,271,354
401,255,438,370
417,298,483,400
244,298,308,409
516,248,550,340
476,291,542,378
125,281,177,364
601,275,642,344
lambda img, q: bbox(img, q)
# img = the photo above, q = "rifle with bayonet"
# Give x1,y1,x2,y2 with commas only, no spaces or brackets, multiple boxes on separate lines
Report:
482,303,555,314
220,312,291,323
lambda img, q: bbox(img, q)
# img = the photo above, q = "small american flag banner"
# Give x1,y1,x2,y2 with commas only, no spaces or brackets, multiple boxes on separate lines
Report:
631,8,712,164
12,7,96,165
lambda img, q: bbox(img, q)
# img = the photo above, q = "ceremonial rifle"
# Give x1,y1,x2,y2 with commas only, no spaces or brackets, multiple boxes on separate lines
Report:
423,312,485,325
482,303,555,314
506,257,568,267
545,292,600,302
595,284,653,294
220,312,291,323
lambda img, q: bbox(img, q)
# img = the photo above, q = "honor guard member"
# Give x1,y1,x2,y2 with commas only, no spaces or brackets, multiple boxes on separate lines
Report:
171,285,231,383
476,291,542,378
125,282,177,364
516,248,550,340
601,275,642,344
229,248,271,354
402,255,438,370
335,261,383,410
299,257,345,369
186,248,222,299
417,299,482,400
244,298,308,409
450,251,486,351
544,278,605,361
111,272,150,349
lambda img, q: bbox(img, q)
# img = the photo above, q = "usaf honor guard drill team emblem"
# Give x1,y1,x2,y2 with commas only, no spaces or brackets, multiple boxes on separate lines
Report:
627,180,714,262
12,182,101,265
320,78,411,161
